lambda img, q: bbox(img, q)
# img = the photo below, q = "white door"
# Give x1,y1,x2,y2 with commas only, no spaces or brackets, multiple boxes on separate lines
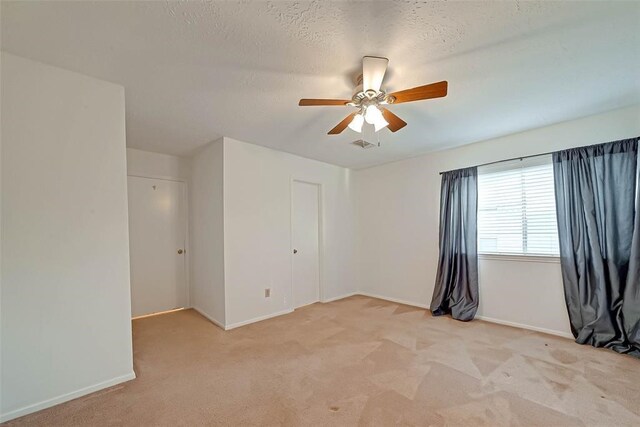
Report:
128,176,188,317
291,181,320,308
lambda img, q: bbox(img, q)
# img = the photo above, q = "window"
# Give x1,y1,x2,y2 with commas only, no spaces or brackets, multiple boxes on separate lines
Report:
478,155,559,256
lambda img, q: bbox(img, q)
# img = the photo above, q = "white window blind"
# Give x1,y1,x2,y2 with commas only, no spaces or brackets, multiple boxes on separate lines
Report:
478,155,560,256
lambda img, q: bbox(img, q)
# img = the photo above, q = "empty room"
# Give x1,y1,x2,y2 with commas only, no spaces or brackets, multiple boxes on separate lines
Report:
1,1,639,425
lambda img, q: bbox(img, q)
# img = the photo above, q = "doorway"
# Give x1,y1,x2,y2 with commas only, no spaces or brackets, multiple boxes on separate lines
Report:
291,181,321,309
128,176,188,317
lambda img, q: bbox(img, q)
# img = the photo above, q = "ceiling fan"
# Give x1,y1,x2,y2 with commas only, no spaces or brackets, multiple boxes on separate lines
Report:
299,56,447,135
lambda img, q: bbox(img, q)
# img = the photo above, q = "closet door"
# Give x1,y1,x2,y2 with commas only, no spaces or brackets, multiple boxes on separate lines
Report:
128,176,188,317
291,181,320,309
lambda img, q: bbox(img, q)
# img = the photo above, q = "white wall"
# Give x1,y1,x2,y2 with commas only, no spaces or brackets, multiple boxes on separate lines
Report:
355,104,640,337
477,256,569,335
0,53,134,421
126,147,190,180
0,46,4,417
223,137,358,328
189,139,225,326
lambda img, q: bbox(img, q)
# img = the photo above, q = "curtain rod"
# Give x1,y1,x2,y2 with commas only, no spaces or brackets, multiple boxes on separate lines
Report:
439,136,640,175
439,149,556,175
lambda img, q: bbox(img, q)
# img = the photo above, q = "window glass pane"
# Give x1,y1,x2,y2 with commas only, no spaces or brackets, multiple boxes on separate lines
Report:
478,156,559,256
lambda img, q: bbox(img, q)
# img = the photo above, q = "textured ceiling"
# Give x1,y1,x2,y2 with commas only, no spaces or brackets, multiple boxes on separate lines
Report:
2,1,639,168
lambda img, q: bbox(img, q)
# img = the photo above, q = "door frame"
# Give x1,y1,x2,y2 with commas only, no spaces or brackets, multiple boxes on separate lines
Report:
289,178,324,309
127,173,191,310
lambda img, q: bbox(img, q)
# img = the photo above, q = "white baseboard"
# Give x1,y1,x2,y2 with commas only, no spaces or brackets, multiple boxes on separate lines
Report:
292,300,320,310
197,295,572,340
225,308,294,330
475,315,574,339
321,292,358,303
357,292,430,309
0,372,136,423
192,306,226,330
345,292,573,340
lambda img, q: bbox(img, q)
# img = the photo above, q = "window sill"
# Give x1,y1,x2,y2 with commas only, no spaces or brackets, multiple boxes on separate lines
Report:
479,253,561,264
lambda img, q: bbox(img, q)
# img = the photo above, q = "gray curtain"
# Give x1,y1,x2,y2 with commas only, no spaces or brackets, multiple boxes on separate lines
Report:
553,137,640,357
430,167,478,321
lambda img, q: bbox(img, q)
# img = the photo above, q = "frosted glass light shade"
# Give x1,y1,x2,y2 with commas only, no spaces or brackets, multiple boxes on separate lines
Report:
365,105,388,131
348,113,365,132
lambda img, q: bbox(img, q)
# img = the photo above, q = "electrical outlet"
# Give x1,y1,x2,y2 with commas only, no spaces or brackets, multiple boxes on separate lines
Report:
264,288,271,298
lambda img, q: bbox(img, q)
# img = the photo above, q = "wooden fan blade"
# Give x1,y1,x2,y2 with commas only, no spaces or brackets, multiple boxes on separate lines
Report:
362,56,389,92
299,99,350,106
328,112,357,135
380,108,407,132
388,81,448,104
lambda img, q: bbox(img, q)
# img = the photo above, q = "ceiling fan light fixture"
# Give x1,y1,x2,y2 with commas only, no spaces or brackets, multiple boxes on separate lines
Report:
348,112,365,133
365,105,389,131
363,105,377,124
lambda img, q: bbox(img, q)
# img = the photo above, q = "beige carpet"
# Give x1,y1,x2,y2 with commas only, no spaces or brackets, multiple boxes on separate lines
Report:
5,296,640,426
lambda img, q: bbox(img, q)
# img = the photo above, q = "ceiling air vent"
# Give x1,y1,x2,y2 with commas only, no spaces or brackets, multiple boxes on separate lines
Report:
351,139,377,149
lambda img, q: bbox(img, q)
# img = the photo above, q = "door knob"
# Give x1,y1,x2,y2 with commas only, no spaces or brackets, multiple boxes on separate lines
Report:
177,249,184,254
293,249,298,254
